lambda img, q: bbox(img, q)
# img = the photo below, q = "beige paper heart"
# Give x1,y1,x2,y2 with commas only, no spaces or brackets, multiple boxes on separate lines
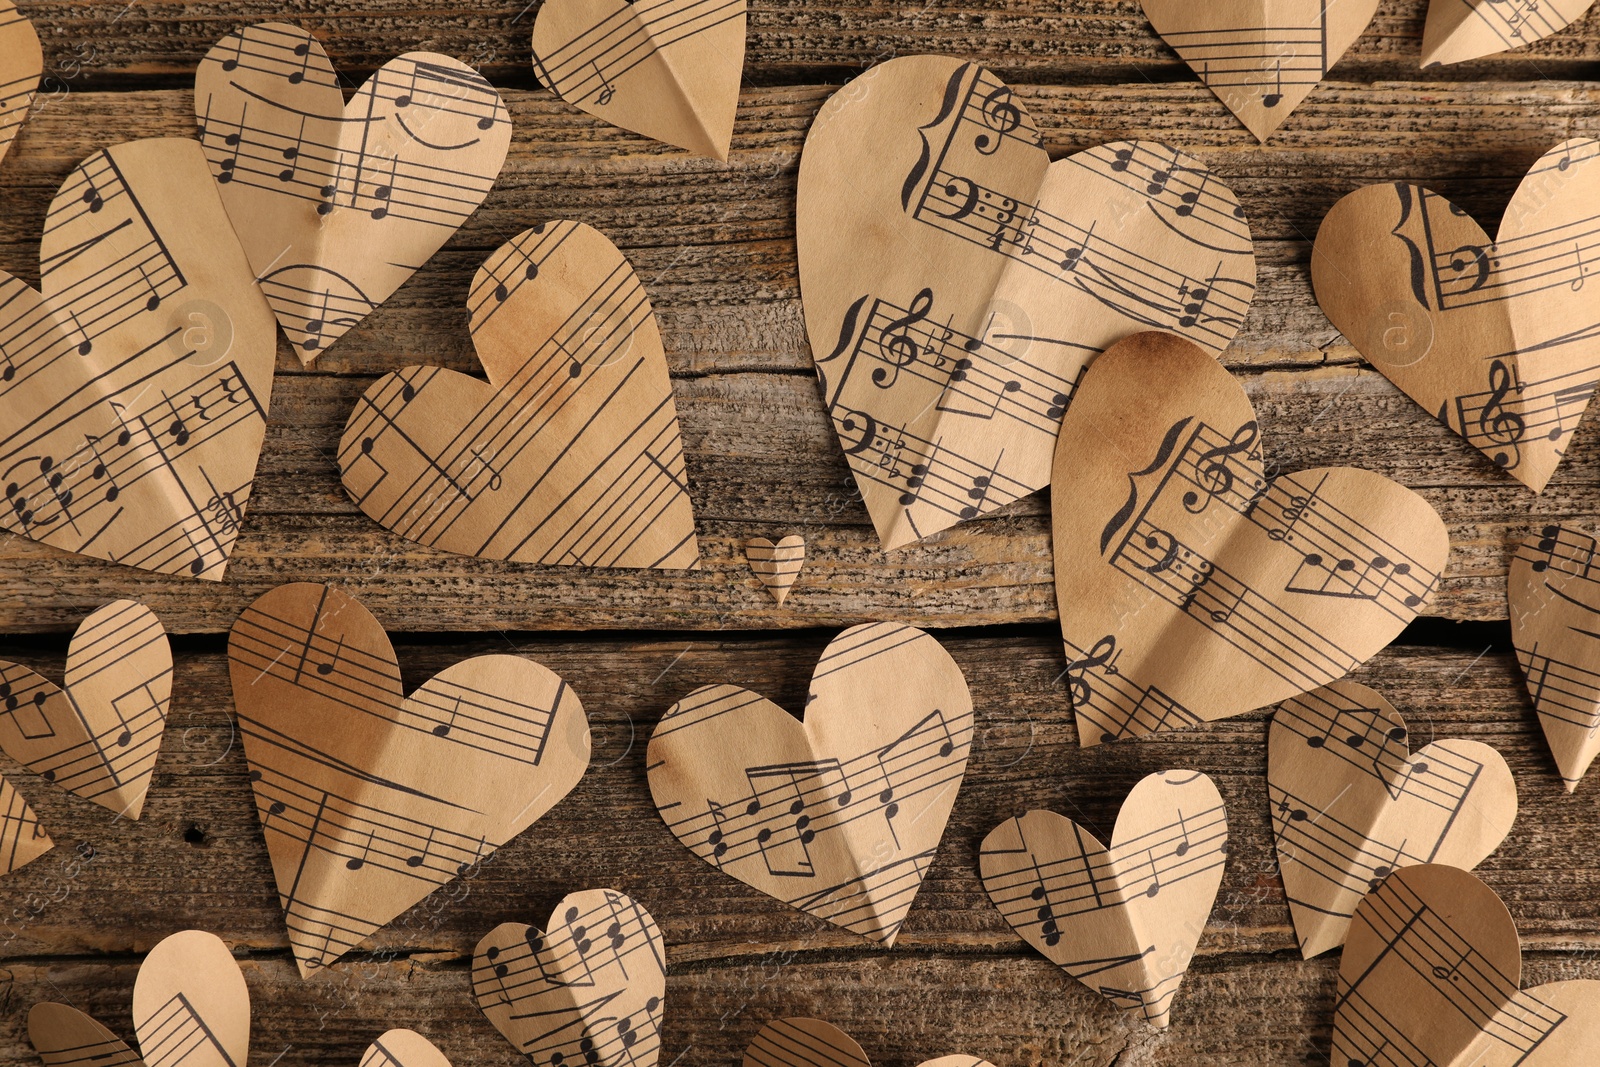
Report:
228,583,591,976
195,23,512,362
29,1004,143,1067
361,1030,452,1067
473,889,665,1066
0,0,40,167
0,600,170,819
1054,331,1449,744
0,138,278,579
796,55,1256,551
1141,1,1379,141
648,622,973,943
532,0,745,160
980,771,1227,1028
0,775,51,876
743,1017,995,1067
1269,680,1516,959
745,535,804,604
1423,0,1596,66
339,221,699,569
1336,865,1600,1064
1313,138,1600,492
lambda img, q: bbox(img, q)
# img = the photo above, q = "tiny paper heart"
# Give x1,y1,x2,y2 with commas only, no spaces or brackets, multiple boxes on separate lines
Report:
796,55,1256,551
532,0,745,160
195,23,512,362
1313,138,1600,492
1141,1,1379,141
473,889,665,1066
228,583,591,976
1423,0,1596,66
647,622,973,943
979,771,1227,1028
1054,331,1449,744
339,221,700,569
0,0,41,167
1269,680,1516,959
1335,865,1600,1064
0,138,278,579
745,535,804,604
361,1030,452,1067
742,1017,995,1067
0,776,51,876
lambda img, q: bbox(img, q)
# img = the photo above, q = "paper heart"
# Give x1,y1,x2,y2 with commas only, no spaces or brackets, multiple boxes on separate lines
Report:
532,0,745,160
339,221,700,569
1423,0,1596,66
0,0,41,167
745,535,804,604
473,889,665,1066
0,776,51,876
648,622,973,943
195,23,512,362
1335,865,1600,1064
1313,138,1600,492
228,583,591,976
1269,680,1516,959
361,1030,452,1067
1141,1,1379,141
1053,331,1449,744
980,771,1227,1028
796,55,1256,551
742,1017,995,1067
29,1004,142,1067
0,138,278,579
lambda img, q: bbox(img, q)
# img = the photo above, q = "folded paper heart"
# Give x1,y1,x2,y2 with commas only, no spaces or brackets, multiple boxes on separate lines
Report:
339,221,700,568
361,1030,452,1067
228,582,591,976
745,535,805,604
1423,0,1596,66
796,55,1256,551
195,22,512,362
0,776,50,876
0,0,40,167
473,889,665,1066
648,622,973,943
979,770,1227,1028
1269,680,1516,959
0,138,278,579
1313,138,1600,492
742,1017,995,1067
532,0,745,160
1053,331,1449,743
1335,865,1600,1064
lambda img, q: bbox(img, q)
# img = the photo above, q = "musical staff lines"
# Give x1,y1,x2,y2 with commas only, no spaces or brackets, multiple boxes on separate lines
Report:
360,1031,452,1067
0,775,51,875
742,1018,870,1067
1423,0,1595,66
133,993,239,1067
27,1004,143,1067
745,534,805,604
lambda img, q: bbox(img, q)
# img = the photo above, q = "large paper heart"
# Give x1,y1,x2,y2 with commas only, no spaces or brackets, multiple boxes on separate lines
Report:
339,221,700,569
796,55,1256,551
532,0,745,160
1335,865,1600,1064
1269,680,1516,959
1141,1,1379,142
1423,0,1596,66
745,535,804,604
195,23,512,362
1053,331,1449,744
743,1017,994,1067
979,771,1227,1028
0,776,51,876
0,600,170,819
362,1031,452,1067
647,622,973,943
0,138,278,579
228,582,591,976
473,889,665,1066
1313,138,1600,493
0,0,40,167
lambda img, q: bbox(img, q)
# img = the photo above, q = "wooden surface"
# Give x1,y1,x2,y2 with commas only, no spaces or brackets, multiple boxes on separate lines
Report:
4,2,1600,1065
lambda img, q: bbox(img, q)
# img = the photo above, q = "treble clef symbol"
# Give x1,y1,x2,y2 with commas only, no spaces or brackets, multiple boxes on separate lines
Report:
975,84,1021,154
1065,635,1118,707
1182,420,1260,513
1478,359,1527,469
873,288,934,389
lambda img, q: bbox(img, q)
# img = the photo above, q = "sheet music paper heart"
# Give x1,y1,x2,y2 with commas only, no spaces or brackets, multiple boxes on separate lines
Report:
1269,681,1516,959
1054,332,1449,744
532,0,745,160
195,23,512,362
979,771,1227,1028
1335,865,1600,1064
0,0,40,167
228,583,591,976
339,222,700,569
1423,0,1596,66
361,1030,452,1067
0,138,277,579
648,622,973,943
742,1017,996,1067
28,1004,143,1067
745,535,805,604
796,55,1255,551
473,889,665,1066
1313,138,1600,493
0,776,51,876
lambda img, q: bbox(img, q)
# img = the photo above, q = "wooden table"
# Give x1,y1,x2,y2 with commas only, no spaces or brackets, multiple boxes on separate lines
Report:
2,2,1600,1064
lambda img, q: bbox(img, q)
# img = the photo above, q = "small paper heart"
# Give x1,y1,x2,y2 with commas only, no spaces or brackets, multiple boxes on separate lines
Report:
745,535,805,604
0,1,41,168
361,1030,453,1067
742,1017,996,1067
0,776,51,876
133,930,250,1067
28,1003,142,1067
1423,0,1596,66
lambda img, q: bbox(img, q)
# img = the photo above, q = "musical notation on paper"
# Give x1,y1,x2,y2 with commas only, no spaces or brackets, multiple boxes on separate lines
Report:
742,1018,870,1067
361,1030,453,1067
745,534,805,604
131,930,250,1067
28,1003,144,1067
1422,0,1596,67
0,775,51,875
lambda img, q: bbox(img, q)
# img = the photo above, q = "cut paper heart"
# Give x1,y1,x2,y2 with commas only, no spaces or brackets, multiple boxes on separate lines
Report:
1335,865,1600,1064
0,138,277,579
745,535,805,604
361,1030,453,1067
1141,1,1379,141
28,1004,142,1067
979,770,1227,1028
473,889,665,1066
742,1017,995,1067
339,221,700,569
532,0,746,160
795,55,1256,551
1313,138,1600,492
0,0,41,167
1423,0,1596,66
648,622,973,943
228,583,591,976
195,23,512,362
1269,680,1516,959
0,776,51,876
1053,331,1449,744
